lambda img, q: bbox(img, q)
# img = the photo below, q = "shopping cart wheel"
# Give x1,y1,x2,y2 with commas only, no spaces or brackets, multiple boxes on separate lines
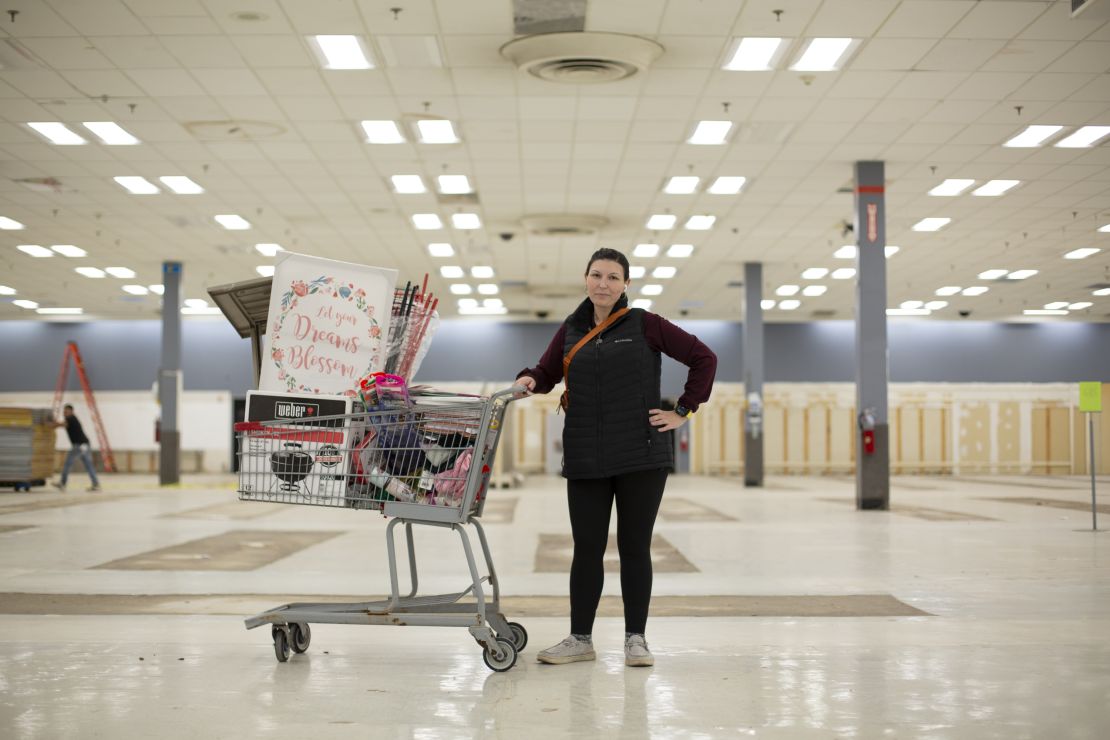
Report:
290,622,311,654
482,637,517,672
272,625,291,663
506,622,528,652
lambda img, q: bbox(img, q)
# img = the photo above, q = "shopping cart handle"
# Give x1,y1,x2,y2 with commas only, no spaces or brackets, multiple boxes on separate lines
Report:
491,384,531,402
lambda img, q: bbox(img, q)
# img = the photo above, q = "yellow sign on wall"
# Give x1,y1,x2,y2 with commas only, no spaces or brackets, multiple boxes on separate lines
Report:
1079,382,1102,413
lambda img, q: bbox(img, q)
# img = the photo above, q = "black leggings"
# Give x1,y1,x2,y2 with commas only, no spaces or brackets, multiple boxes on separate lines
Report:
566,468,668,635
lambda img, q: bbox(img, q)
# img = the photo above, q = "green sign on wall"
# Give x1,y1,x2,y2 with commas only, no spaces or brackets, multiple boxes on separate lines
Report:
1079,382,1102,413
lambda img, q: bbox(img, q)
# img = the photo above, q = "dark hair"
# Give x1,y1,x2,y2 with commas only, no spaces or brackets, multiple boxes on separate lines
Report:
64,404,74,411
585,248,630,282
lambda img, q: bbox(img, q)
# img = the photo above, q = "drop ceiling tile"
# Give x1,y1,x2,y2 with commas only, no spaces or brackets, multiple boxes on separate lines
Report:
161,36,247,68
700,71,775,99
982,40,1073,72
231,36,315,68
628,120,685,142
948,1,1044,39
876,1,975,38
457,96,517,121
124,121,193,142
640,69,712,96
518,96,577,120
141,16,223,34
1045,42,1110,74
749,97,817,121
451,68,516,96
276,95,344,121
19,38,116,70
192,69,268,97
0,70,81,98
58,70,145,97
633,96,699,121
1009,73,1096,101
51,0,149,35
1072,74,1110,101
948,72,1030,100
851,38,936,71
1018,1,1105,41
127,69,206,97
217,95,287,121
519,120,574,141
916,39,1006,71
439,35,507,68
202,0,295,34
886,71,968,99
294,121,360,142
574,121,633,142
255,68,329,96
384,69,455,96
577,97,637,120
826,71,905,99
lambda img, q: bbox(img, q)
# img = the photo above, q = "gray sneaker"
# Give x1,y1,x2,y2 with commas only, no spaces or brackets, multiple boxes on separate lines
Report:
536,635,596,665
625,634,654,667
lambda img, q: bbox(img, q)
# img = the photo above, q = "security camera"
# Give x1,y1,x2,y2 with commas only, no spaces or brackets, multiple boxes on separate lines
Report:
499,232,514,242
958,309,971,318
535,310,550,320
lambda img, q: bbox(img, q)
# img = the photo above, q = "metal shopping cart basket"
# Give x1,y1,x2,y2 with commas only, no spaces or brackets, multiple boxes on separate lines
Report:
233,385,528,671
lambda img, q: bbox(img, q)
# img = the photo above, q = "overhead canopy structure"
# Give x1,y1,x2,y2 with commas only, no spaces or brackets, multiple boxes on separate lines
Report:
207,277,273,386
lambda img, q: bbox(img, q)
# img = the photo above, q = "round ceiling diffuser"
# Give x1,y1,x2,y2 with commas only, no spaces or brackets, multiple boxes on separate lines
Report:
500,32,664,84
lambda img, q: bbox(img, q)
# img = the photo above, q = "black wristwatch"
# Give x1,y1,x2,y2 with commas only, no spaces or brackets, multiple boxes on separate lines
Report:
675,404,692,418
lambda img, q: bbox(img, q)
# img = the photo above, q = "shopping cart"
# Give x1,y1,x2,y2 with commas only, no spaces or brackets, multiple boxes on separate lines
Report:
233,385,529,671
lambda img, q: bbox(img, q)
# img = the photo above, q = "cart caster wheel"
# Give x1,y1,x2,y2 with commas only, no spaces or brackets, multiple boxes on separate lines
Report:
272,626,291,663
291,622,311,654
506,622,528,652
482,637,517,672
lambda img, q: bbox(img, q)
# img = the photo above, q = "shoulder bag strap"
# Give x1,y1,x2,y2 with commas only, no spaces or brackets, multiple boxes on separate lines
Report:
560,307,630,411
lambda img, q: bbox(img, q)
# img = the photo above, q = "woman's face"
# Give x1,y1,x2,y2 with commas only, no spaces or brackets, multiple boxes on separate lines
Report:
585,259,629,312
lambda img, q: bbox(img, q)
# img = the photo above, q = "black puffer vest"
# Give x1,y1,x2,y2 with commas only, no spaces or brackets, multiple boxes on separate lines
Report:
560,295,673,479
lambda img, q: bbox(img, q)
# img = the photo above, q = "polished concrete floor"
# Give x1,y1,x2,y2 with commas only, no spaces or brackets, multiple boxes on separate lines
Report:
1,473,1108,738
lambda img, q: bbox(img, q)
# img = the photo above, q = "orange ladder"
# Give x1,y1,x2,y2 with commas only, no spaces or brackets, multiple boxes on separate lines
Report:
53,341,117,473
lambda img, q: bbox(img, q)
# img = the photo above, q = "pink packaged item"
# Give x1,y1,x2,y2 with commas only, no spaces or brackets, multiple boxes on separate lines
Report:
433,448,474,507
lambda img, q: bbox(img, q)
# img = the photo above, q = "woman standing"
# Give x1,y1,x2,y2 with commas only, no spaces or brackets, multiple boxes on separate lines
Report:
516,248,717,667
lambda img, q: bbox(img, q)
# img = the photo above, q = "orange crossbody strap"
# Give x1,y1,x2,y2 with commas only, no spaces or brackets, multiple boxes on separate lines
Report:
560,308,630,410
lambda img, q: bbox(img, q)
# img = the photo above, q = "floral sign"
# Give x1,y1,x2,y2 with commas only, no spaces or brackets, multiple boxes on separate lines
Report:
260,253,397,396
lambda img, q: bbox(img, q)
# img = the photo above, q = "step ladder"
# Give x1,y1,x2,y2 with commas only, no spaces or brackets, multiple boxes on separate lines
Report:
53,341,117,473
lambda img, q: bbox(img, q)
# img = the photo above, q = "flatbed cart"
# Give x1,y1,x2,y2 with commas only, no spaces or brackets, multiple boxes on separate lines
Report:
1,479,46,492
233,385,528,671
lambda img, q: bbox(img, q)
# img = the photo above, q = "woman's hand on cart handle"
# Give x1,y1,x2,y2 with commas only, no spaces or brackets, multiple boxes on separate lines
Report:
649,408,688,432
514,376,536,396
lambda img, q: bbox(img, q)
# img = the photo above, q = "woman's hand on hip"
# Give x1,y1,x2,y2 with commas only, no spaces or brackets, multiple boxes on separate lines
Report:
649,408,688,432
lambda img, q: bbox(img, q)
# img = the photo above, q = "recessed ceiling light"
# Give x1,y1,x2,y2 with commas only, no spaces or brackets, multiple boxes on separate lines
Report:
928,179,975,196
961,286,989,296
1093,287,1110,296
631,299,653,309
36,307,83,315
159,176,203,194
428,243,455,257
723,37,785,71
924,301,948,310
802,285,827,296
972,180,1020,197
148,284,164,295
1068,301,1093,310
184,298,209,309
885,246,900,257
105,267,136,279
18,245,53,257
412,213,443,230
457,298,478,309
0,285,13,295
790,37,857,71
886,308,930,316
416,119,459,144
12,299,38,309
391,175,426,194
361,120,405,144
1099,224,1110,233
471,266,494,278
684,215,716,230
779,299,801,310
776,285,800,296
630,266,646,279
214,214,250,230
1064,248,1099,260
831,268,855,279
0,216,26,230
935,286,961,296
663,176,700,194
666,244,694,258
75,267,106,278
687,120,732,145
1006,269,1037,280
308,35,374,69
646,214,676,230
912,217,951,232
901,300,924,309
482,298,503,308
114,176,159,194
833,245,856,259
652,266,677,279
477,283,499,295
641,284,664,296
255,243,283,257
633,243,660,258
256,265,275,277
761,299,776,310
449,284,472,295
707,176,746,195
122,285,148,295
978,269,1008,280
437,175,472,194
51,245,86,257
26,122,86,146
801,267,828,279
440,266,464,279
82,121,140,145
1024,309,1068,316
451,213,481,229
1054,125,1110,148
1044,301,1069,310
1003,124,1063,148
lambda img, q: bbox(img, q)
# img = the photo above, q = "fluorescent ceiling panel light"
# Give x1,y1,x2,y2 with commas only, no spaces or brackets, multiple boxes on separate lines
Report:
1069,302,1092,310
885,246,900,257
1006,269,1037,280
51,245,86,257
12,300,38,309
901,300,924,309
26,122,86,145
761,299,776,310
308,35,374,69
18,245,53,257
449,284,472,295
935,286,961,296
391,175,426,193
0,285,13,295
75,267,105,278
159,176,203,194
415,119,459,144
652,266,677,279
724,37,785,71
663,176,700,194
1064,248,1099,259
912,217,951,232
972,180,1020,197
924,301,948,310
214,214,250,230
631,299,652,310
802,267,828,279
646,215,676,230
361,120,405,144
633,243,660,258
790,37,855,71
802,285,827,297
122,285,148,295
437,175,472,194
451,213,481,229
1099,224,1110,233
412,213,443,230
978,269,1008,280
779,299,801,310
629,266,646,279
707,176,746,195
483,298,504,309
148,284,164,295
105,267,135,279
831,268,855,279
666,244,694,258
477,284,499,295
687,120,732,145
1043,301,1069,310
1054,125,1110,148
776,285,800,296
427,243,455,258
255,243,283,257
834,245,856,259
458,305,507,316
1003,125,1063,148
457,298,478,309
961,286,989,296
0,216,26,230
928,179,975,196
641,284,664,296
886,308,930,316
82,121,140,145
1093,288,1110,296
181,306,221,315
684,215,716,230
256,265,275,277
114,176,160,194
439,265,464,279
1023,309,1067,316
471,266,494,278
36,307,83,315
184,299,209,309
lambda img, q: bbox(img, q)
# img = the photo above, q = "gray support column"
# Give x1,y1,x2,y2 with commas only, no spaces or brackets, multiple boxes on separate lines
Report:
159,261,183,485
853,162,890,509
742,262,764,487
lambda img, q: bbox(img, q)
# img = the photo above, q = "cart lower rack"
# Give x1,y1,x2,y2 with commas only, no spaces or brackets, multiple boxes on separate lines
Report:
234,385,528,671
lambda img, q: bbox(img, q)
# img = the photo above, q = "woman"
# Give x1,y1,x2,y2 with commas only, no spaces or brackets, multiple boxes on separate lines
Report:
516,247,717,667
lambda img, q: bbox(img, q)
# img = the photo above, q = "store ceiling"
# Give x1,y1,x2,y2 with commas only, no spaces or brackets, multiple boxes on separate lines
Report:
0,0,1108,323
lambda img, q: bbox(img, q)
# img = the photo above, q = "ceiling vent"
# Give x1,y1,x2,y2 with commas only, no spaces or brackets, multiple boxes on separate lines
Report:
520,214,608,236
500,32,664,84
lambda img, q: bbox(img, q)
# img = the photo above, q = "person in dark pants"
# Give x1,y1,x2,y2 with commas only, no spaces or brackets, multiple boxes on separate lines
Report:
55,404,101,492
516,247,717,667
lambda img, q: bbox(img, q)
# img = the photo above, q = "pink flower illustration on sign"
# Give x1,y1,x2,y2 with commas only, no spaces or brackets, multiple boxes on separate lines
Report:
272,348,284,362
369,325,381,338
292,281,308,297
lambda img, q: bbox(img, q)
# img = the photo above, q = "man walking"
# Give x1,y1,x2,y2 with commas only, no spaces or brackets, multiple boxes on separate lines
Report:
55,404,101,492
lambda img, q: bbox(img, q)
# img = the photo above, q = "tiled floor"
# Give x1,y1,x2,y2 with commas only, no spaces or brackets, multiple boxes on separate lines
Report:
1,473,1108,738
